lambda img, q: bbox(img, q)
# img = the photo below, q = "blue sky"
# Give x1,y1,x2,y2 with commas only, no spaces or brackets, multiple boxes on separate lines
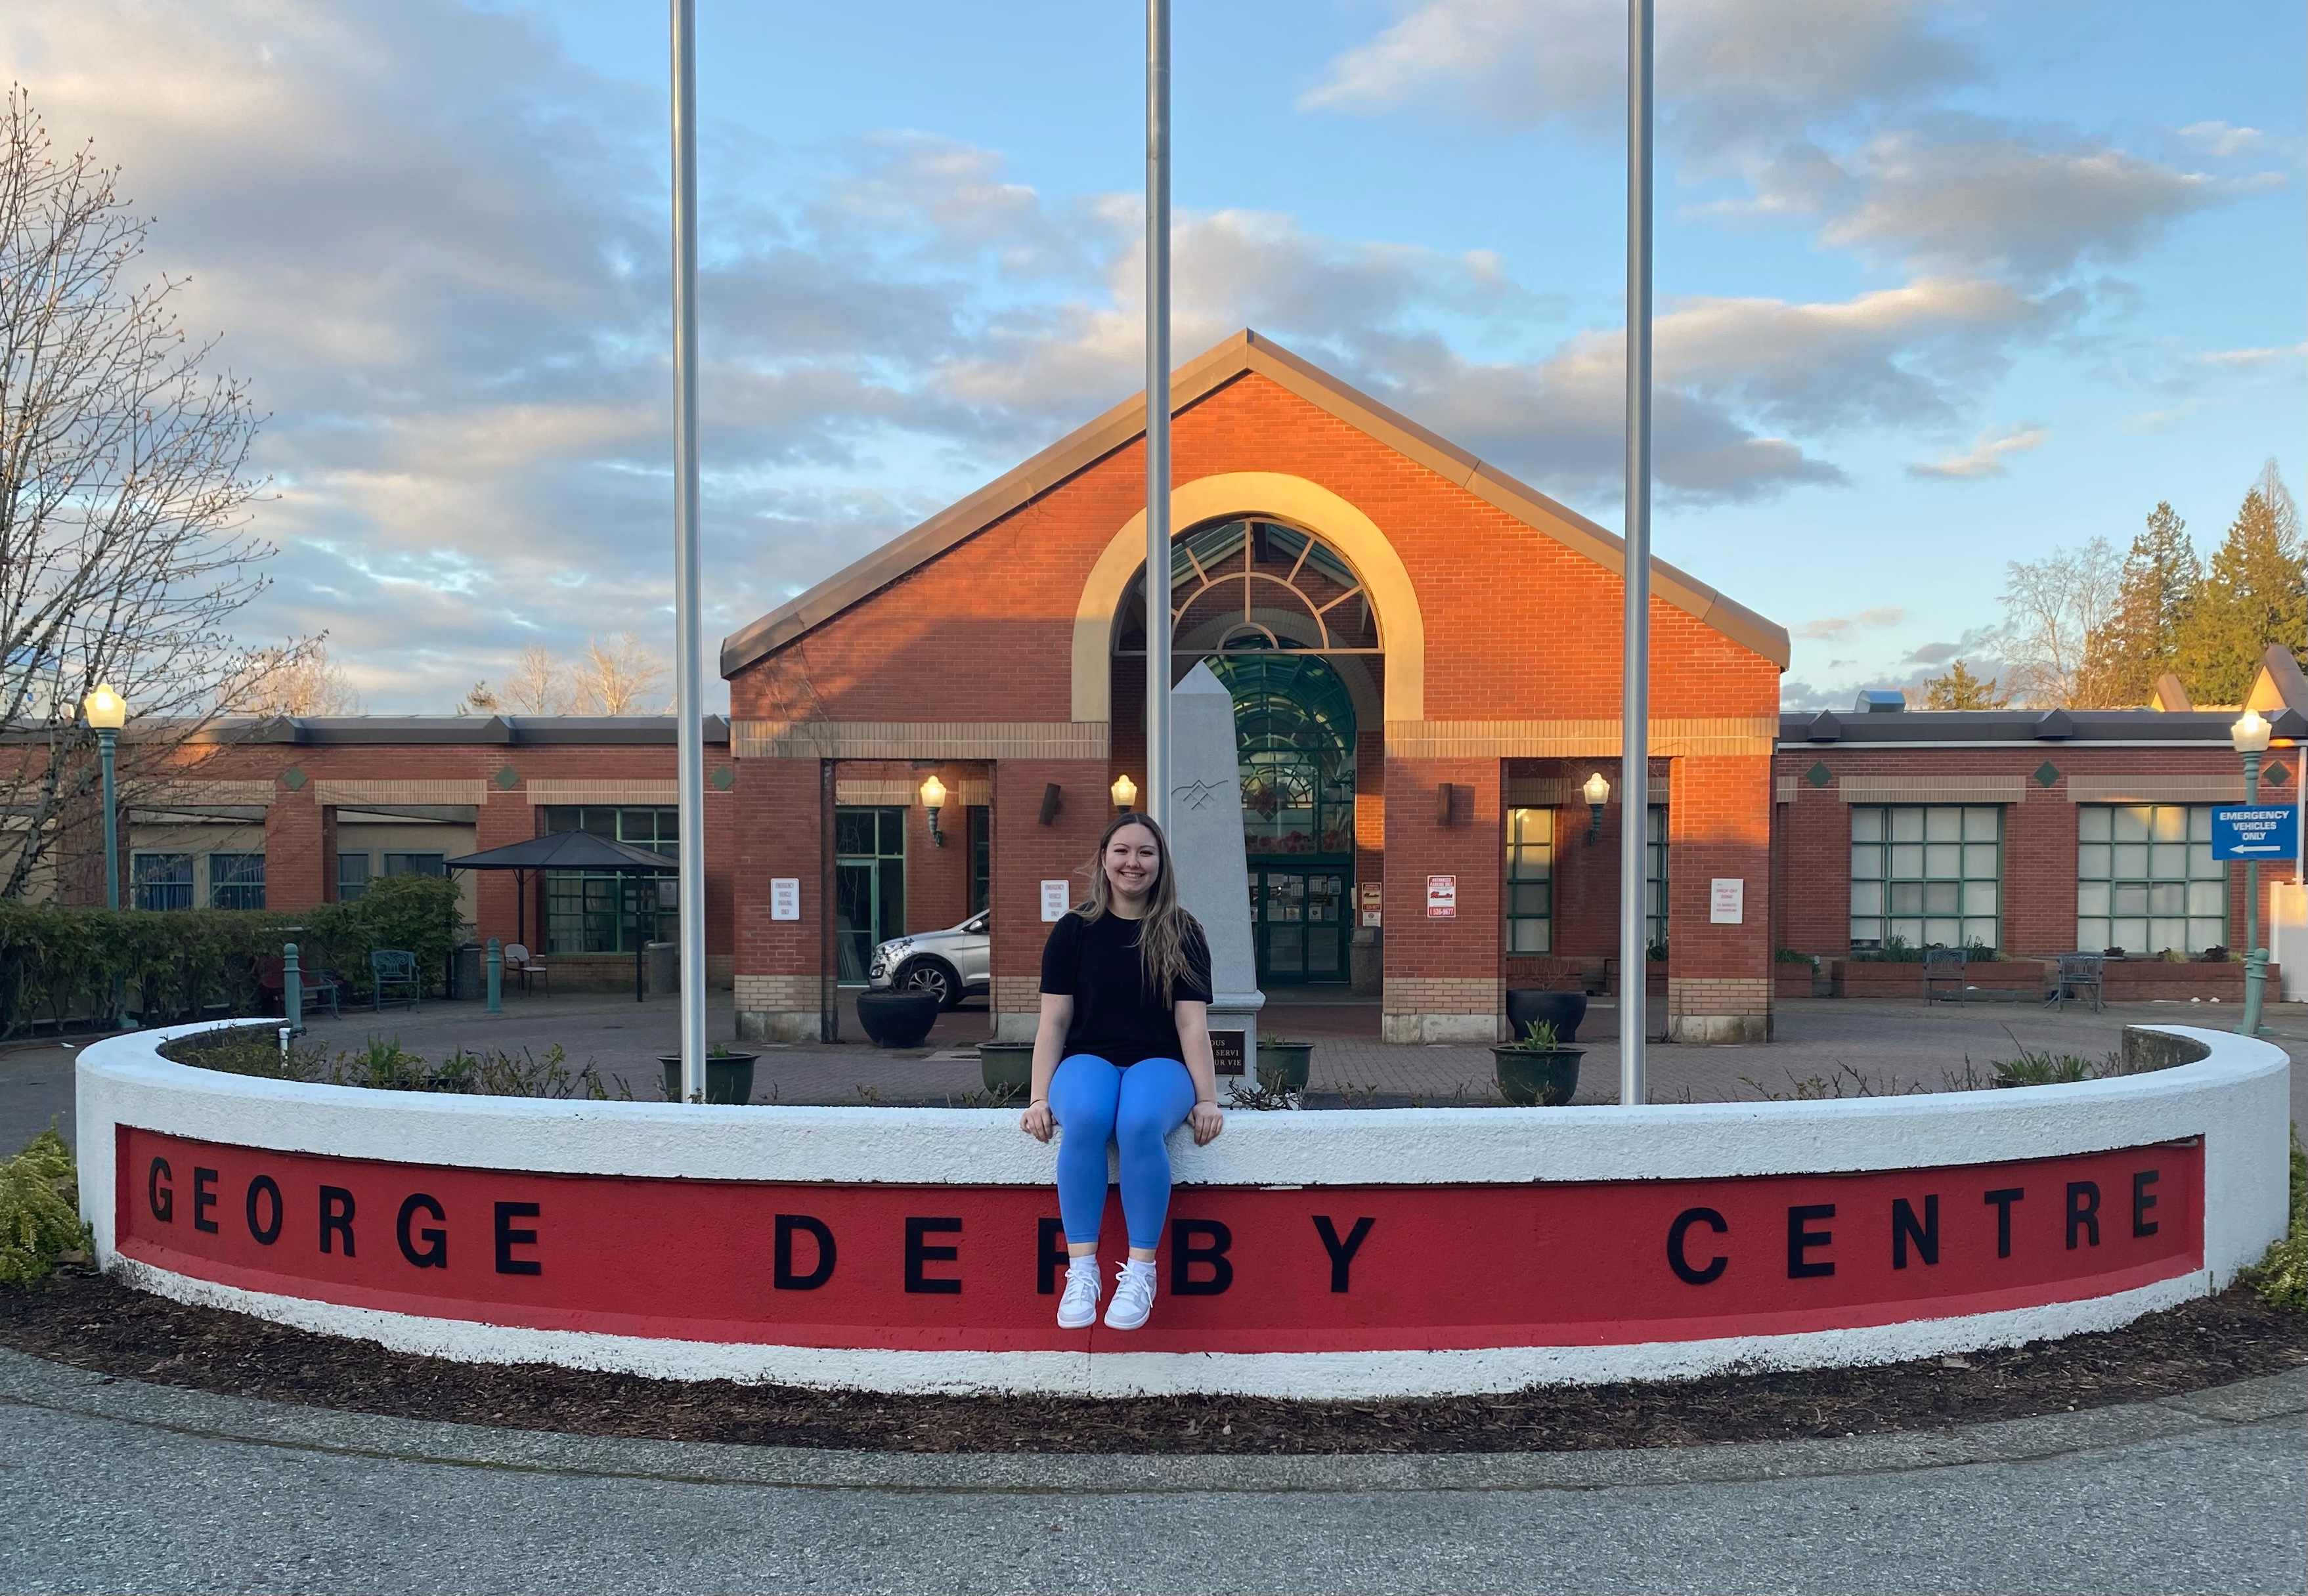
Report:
4,1,2301,710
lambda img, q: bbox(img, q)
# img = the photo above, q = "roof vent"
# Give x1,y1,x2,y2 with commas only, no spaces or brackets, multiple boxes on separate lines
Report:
1853,689,1906,714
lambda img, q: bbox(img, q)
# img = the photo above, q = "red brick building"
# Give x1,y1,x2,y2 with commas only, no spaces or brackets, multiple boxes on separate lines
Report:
52,330,2299,1028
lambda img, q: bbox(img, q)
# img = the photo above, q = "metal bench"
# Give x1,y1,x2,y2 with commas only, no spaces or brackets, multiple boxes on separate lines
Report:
370,949,422,1012
1923,945,1968,1003
2046,952,2104,1012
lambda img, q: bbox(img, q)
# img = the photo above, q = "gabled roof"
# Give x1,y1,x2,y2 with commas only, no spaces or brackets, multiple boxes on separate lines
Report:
720,329,1791,679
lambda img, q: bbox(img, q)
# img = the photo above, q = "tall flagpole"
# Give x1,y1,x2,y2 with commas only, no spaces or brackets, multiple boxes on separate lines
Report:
670,0,708,1102
1144,0,1172,833
1618,0,1654,1105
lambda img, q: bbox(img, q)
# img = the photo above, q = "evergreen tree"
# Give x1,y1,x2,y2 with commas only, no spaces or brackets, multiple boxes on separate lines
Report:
2173,463,2305,703
2079,502,2198,704
1919,659,2009,708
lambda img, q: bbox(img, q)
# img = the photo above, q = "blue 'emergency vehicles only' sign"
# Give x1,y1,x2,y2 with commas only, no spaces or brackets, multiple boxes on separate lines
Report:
2210,804,2300,860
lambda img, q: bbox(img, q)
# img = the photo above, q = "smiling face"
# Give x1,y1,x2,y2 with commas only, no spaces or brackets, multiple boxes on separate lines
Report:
1101,822,1162,907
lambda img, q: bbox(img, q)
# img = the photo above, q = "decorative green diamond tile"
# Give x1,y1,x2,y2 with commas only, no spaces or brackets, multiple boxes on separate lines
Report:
279,766,306,791
494,764,521,790
709,766,734,791
2034,761,2061,788
2265,760,2291,787
1804,761,1833,788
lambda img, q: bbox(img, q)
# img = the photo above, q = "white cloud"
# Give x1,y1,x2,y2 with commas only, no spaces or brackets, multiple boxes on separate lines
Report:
2179,121,2264,157
1791,606,1902,641
2196,341,2308,368
1907,421,2047,480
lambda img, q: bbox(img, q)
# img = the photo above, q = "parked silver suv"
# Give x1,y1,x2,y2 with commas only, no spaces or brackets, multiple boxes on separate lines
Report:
867,911,990,1009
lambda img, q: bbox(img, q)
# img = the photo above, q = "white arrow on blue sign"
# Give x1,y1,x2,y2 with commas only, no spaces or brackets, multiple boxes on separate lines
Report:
2210,804,2300,861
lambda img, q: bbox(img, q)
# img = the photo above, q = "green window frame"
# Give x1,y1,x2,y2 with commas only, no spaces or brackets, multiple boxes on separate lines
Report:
2076,804,2226,955
131,852,193,912
1505,808,1554,953
337,851,372,902
207,852,266,911
541,807,677,954
1849,804,2001,952
1645,805,1668,957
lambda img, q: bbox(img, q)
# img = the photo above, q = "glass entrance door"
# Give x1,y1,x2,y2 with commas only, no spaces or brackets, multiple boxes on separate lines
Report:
835,806,905,984
1252,867,1348,984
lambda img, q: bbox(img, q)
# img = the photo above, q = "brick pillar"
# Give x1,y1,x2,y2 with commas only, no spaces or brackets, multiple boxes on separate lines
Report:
263,777,325,911
471,785,533,947
1380,756,1502,1043
1665,754,1772,1043
734,758,826,1043
990,758,1108,1042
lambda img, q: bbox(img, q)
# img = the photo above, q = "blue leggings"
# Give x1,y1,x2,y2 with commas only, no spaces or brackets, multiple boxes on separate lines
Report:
1049,1054,1197,1250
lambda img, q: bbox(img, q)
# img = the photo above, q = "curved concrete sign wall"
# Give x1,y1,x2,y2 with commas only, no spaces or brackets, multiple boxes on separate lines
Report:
78,1023,2290,1397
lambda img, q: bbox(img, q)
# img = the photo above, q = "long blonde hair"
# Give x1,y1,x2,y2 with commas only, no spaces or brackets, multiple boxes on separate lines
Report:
1080,811,1204,1003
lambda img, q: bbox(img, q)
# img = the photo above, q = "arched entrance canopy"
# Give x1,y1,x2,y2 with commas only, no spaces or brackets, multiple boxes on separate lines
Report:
1070,471,1426,725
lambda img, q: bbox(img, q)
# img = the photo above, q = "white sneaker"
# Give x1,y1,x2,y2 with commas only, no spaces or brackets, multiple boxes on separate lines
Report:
1104,1260,1156,1330
1056,1261,1100,1329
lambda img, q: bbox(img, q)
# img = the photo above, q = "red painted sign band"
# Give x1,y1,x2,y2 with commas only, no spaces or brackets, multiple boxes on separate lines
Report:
118,1128,2201,1354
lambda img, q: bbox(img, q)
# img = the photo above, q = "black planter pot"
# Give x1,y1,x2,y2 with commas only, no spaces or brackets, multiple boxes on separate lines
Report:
1505,988,1586,1045
977,1042,1035,1096
1491,1045,1584,1106
1255,1041,1313,1092
857,989,940,1048
659,1054,757,1104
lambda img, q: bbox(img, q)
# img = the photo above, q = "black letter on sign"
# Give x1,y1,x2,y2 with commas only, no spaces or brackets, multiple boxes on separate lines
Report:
318,1186,356,1256
773,1214,836,1290
2065,1181,2101,1249
147,1157,173,1222
1312,1215,1376,1293
1787,1203,1836,1278
192,1167,219,1234
1666,1207,1730,1285
494,1201,542,1274
905,1217,962,1293
1891,1195,1939,1270
1171,1219,1234,1295
1035,1217,1068,1296
1984,1188,2024,1258
2132,1170,2161,1238
397,1194,448,1269
245,1175,283,1245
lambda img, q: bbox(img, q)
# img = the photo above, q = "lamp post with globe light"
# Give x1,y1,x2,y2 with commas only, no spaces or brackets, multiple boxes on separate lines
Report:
2231,708,2271,1035
1111,773,1139,814
82,685,126,910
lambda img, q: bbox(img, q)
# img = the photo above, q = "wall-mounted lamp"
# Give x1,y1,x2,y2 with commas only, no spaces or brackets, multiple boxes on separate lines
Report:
1110,773,1138,813
1583,771,1611,843
919,773,947,846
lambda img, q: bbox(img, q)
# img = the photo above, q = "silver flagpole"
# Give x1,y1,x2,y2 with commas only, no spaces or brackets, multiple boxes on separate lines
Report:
670,0,708,1102
1618,0,1654,1105
1144,0,1171,832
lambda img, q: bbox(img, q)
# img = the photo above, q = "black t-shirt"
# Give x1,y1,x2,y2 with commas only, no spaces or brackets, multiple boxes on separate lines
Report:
1039,909,1213,1068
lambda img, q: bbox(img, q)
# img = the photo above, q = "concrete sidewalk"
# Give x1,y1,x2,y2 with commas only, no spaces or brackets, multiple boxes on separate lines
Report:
0,1347,2299,1593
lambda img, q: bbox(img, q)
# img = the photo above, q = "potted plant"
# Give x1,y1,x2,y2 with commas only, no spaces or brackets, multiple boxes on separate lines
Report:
1504,987,1586,1043
856,988,940,1048
1255,1033,1313,1092
1492,1019,1584,1106
977,1039,1035,1095
659,1043,758,1104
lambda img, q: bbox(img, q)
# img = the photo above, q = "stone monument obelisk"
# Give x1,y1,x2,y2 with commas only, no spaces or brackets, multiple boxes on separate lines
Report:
1165,662,1263,1082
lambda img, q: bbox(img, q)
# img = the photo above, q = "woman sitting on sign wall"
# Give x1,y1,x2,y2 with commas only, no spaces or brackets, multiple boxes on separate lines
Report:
1018,811,1225,1330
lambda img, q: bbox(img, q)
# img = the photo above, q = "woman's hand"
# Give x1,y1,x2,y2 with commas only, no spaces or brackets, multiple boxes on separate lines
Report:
1188,1100,1224,1146
1019,1099,1055,1142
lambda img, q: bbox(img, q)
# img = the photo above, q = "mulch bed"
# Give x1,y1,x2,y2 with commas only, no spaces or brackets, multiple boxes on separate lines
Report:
2,1268,2300,1455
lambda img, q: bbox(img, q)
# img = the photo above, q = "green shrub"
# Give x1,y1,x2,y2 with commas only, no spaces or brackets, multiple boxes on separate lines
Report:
162,1025,632,1101
2245,1124,2307,1310
0,874,464,1038
0,1126,91,1286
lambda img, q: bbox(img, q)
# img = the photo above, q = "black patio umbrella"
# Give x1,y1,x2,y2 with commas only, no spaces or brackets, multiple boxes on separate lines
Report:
445,830,678,1002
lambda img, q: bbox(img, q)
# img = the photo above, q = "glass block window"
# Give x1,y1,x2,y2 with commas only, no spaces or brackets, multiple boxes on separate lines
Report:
207,852,266,911
1505,808,1554,953
1850,805,2002,951
2076,804,2225,956
131,853,193,912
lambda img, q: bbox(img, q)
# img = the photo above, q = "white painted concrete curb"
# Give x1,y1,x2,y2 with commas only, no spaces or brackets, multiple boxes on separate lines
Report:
76,1020,2293,1396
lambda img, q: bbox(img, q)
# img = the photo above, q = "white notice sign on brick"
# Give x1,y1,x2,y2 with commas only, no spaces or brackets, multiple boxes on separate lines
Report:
1710,878,1744,924
770,878,800,921
1040,880,1072,922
